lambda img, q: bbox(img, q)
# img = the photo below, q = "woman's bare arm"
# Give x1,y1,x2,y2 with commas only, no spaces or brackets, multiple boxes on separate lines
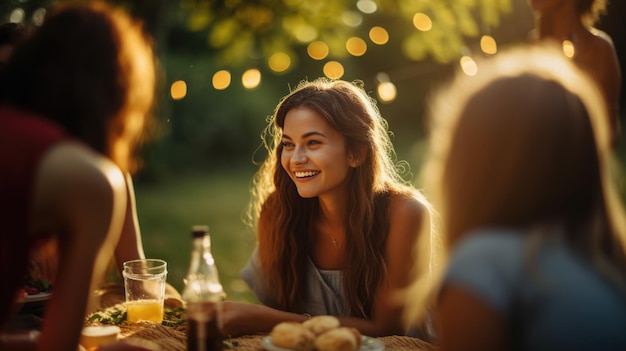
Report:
436,284,508,351
114,173,146,276
29,143,127,351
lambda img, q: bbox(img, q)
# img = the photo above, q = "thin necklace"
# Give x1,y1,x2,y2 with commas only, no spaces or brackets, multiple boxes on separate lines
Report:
327,231,338,247
322,217,339,247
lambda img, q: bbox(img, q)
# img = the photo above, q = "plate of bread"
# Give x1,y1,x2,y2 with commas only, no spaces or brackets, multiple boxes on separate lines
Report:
262,315,384,351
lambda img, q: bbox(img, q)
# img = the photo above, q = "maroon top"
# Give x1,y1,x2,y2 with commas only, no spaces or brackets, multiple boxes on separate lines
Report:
0,105,65,327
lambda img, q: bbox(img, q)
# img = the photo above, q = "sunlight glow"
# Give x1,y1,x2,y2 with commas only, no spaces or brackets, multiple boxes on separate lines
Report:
460,56,478,76
268,52,291,73
242,69,261,89
346,37,367,57
307,41,329,60
413,13,432,32
356,0,377,14
323,61,345,79
377,82,397,103
562,40,575,58
480,35,497,55
369,26,389,45
212,70,231,90
170,80,187,100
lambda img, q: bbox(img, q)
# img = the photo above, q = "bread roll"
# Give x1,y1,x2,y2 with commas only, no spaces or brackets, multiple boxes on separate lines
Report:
303,315,340,335
270,322,316,351
347,327,362,349
314,327,360,351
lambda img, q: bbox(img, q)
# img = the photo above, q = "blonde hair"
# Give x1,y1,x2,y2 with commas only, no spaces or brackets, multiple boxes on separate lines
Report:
405,42,626,324
577,0,609,27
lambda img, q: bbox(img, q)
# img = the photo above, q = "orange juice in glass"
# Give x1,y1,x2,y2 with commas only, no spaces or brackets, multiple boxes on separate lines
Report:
126,299,164,323
122,259,167,323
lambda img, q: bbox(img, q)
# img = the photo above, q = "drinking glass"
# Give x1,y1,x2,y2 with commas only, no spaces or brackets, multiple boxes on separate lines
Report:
122,259,167,323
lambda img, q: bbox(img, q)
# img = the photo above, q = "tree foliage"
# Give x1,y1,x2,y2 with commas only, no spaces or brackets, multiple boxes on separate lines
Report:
177,0,513,67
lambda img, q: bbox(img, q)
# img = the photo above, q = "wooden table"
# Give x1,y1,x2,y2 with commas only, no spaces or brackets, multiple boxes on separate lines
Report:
116,323,436,351
88,287,436,351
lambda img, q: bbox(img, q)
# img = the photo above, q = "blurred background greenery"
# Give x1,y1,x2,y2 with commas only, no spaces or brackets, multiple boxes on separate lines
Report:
2,0,625,302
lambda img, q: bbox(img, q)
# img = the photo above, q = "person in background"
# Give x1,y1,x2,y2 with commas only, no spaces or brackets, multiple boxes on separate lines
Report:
222,78,433,337
0,2,158,350
405,43,626,351
529,0,622,148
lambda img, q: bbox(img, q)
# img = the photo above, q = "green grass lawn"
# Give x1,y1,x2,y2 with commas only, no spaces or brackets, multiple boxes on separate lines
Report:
133,168,259,303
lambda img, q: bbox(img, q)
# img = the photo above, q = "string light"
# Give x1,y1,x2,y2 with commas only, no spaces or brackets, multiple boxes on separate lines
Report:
323,61,344,79
460,56,478,76
346,37,367,56
480,35,498,55
242,69,261,89
369,26,389,45
413,13,432,32
307,41,329,60
170,80,187,100
268,52,291,73
212,70,231,90
377,82,397,102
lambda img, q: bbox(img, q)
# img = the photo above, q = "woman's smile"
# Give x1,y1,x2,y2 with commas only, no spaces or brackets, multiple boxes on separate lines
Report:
294,171,320,179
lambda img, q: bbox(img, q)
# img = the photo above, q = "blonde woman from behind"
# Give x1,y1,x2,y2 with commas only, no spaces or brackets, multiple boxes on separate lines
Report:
406,42,626,351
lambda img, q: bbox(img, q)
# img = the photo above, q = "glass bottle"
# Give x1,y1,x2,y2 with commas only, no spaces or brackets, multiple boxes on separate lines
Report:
182,225,225,351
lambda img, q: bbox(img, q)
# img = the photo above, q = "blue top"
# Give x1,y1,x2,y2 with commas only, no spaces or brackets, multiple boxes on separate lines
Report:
241,247,350,316
444,228,626,351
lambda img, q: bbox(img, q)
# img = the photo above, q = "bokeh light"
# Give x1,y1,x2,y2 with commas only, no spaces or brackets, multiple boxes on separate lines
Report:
413,13,432,32
342,11,363,27
346,37,367,56
377,82,397,103
170,80,187,100
9,8,25,23
293,24,317,43
460,56,478,76
562,40,575,58
480,35,498,55
323,61,345,79
307,41,330,60
212,70,231,90
268,52,291,73
242,69,261,89
376,72,390,83
32,8,46,26
357,0,377,14
369,26,389,45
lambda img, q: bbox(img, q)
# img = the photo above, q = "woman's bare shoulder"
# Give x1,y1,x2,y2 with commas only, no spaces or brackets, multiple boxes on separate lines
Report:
387,189,430,242
590,28,616,46
30,142,126,232
584,28,619,60
388,189,430,217
40,142,125,191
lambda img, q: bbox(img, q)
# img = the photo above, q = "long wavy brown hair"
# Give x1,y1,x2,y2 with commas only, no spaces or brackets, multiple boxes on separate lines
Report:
0,1,155,174
247,78,427,317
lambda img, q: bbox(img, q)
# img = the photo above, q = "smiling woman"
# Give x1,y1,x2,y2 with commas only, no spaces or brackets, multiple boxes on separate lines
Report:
217,78,434,339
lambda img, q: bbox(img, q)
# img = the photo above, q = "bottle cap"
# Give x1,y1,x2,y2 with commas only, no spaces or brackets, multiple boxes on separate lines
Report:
191,225,209,238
